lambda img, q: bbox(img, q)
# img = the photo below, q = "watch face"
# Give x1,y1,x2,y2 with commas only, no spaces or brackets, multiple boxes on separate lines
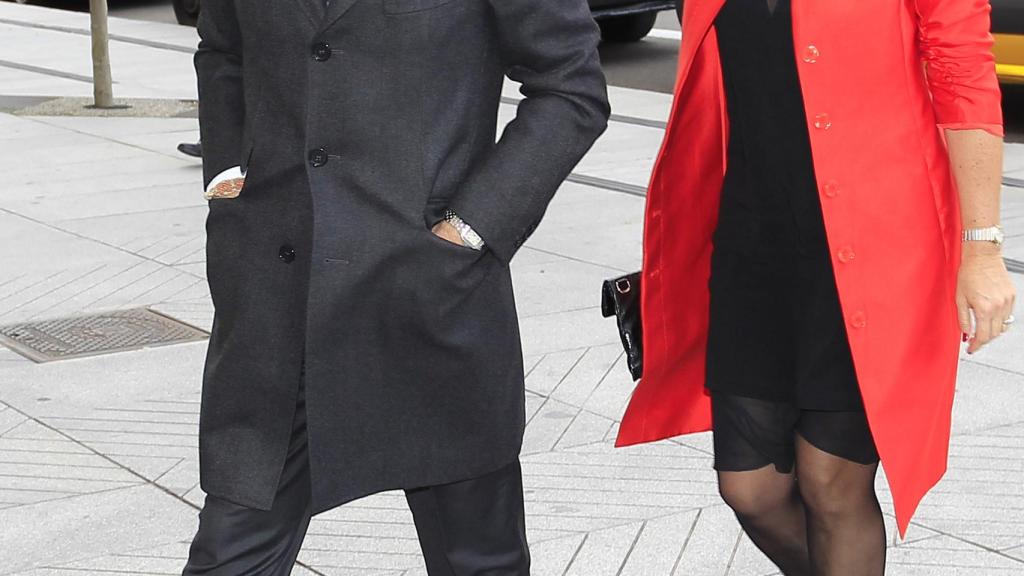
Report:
995,229,1006,244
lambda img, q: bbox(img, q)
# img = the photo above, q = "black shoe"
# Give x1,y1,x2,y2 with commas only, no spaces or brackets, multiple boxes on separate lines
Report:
178,141,202,158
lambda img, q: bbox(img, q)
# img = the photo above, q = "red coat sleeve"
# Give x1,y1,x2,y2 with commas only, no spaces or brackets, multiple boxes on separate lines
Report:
915,0,1004,137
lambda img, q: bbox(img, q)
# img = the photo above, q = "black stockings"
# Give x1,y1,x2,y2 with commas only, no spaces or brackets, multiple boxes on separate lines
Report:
717,435,886,576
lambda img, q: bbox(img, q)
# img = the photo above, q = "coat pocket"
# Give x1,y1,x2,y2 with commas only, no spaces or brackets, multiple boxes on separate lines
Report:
383,0,461,14
239,139,255,175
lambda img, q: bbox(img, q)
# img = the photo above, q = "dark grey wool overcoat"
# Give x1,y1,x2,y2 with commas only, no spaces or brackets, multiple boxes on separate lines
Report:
195,0,610,512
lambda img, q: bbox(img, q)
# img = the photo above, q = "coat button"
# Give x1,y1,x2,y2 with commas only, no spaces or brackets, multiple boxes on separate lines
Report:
823,180,841,198
803,45,820,63
850,311,867,329
813,113,832,130
278,245,296,263
837,247,856,263
312,42,331,61
308,148,328,167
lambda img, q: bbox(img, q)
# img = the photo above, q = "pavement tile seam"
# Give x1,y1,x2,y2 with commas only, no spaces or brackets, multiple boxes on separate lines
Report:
549,365,622,449
896,523,1024,567
0,401,203,516
0,268,66,306
18,265,127,321
961,357,1024,378
24,115,201,165
521,304,605,321
520,245,636,275
0,224,204,314
668,508,703,576
0,483,138,514
150,458,188,484
0,266,111,321
51,204,206,226
42,412,198,424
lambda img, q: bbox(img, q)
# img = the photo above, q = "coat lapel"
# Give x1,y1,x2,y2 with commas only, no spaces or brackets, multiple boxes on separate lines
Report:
322,0,361,30
676,0,726,88
296,0,326,26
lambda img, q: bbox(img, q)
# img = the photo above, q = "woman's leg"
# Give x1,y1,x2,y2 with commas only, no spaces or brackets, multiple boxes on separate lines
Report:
718,467,811,576
712,394,811,575
794,412,885,576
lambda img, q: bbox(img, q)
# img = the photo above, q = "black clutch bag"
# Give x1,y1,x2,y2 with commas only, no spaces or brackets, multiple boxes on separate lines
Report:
601,272,643,381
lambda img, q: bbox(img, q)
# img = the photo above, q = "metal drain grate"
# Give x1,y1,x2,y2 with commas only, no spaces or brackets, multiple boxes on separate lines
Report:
0,308,208,363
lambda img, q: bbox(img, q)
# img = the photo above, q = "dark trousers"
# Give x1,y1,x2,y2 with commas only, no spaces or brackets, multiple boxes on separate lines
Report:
183,383,530,576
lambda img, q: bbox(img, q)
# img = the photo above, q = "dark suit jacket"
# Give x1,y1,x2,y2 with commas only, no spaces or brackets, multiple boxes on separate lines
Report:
195,0,609,511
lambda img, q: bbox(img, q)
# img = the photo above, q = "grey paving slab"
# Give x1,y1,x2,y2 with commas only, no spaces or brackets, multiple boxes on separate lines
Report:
528,534,587,576
0,114,70,141
572,122,662,188
526,182,645,274
1004,143,1024,173
5,173,203,223
888,535,1024,573
0,483,196,575
951,358,1024,434
563,521,643,575
0,68,87,99
672,504,745,576
544,344,623,408
30,116,200,139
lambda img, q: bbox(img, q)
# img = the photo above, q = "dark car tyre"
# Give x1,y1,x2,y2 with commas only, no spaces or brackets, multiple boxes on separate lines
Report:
599,12,658,43
173,0,200,26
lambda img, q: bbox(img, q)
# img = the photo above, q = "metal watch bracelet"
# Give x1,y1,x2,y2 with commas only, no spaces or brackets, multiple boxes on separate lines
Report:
444,209,485,251
962,226,1005,246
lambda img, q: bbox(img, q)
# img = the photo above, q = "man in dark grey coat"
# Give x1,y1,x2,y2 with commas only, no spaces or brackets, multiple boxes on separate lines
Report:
183,0,609,572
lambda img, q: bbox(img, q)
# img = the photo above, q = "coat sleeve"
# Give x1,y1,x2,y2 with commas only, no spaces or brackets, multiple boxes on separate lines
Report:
194,0,246,189
914,0,1004,136
447,0,611,265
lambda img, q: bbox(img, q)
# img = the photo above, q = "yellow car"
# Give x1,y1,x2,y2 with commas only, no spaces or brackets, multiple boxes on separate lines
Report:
993,0,1024,84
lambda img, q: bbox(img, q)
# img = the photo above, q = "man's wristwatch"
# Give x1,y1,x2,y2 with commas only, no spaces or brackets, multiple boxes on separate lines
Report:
962,226,1005,247
444,209,485,251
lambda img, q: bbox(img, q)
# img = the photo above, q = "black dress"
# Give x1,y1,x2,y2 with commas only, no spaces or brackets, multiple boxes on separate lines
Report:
706,0,879,471
704,0,861,410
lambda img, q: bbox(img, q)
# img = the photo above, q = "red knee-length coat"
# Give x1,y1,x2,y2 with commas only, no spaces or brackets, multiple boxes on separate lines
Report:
617,0,1003,536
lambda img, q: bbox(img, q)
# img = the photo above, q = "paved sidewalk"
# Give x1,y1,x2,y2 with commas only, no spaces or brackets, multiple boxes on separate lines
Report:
1,4,1023,575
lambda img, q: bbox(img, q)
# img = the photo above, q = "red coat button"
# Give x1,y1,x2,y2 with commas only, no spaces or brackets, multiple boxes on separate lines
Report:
803,45,821,63
814,113,832,130
850,311,867,329
838,248,856,263
823,181,840,198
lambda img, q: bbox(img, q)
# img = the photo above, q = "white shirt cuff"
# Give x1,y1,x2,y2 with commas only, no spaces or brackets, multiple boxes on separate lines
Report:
205,166,245,195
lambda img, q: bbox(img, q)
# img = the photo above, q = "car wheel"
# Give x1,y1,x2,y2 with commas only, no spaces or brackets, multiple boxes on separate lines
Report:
173,0,200,27
598,12,658,43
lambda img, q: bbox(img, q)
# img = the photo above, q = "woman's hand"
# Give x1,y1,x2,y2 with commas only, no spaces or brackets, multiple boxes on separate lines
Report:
956,243,1017,354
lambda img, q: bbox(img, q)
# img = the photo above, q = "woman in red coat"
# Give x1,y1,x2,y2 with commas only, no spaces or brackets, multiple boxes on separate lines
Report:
618,0,1016,573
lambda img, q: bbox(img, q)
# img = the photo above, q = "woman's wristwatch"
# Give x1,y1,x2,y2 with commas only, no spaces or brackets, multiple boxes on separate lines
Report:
962,226,1004,246
444,209,485,251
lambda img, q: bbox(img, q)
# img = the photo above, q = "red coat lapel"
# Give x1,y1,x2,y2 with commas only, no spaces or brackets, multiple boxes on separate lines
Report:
675,0,727,90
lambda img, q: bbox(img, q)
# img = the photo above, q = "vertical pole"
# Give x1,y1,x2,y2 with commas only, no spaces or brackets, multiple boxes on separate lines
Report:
88,0,115,108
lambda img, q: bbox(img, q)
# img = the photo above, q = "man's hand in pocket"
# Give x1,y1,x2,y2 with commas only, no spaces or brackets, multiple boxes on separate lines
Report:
431,220,467,247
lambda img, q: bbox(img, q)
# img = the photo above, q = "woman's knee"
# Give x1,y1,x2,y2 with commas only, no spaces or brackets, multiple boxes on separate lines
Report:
796,460,876,521
718,471,796,519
